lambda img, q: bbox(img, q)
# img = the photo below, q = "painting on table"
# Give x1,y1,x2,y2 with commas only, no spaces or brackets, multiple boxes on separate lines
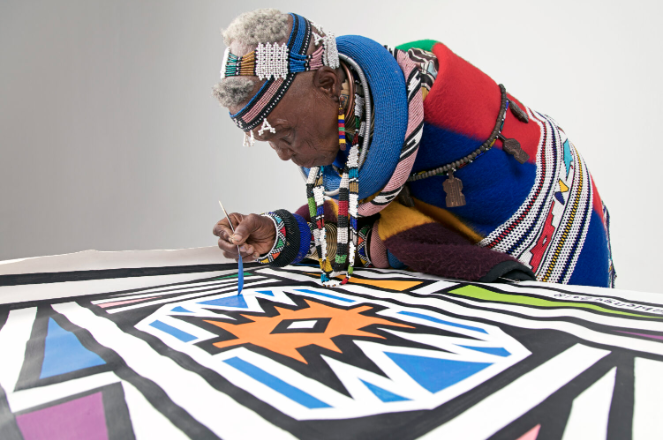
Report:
1,263,661,439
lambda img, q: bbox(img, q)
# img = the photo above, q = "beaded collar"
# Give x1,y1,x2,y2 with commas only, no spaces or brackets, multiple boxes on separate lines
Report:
224,14,339,132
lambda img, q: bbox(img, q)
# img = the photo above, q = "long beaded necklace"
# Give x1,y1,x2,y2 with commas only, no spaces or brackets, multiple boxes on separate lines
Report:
307,63,365,286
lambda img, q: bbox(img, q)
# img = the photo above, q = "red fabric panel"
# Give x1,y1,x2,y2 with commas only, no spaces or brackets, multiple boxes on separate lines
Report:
428,42,540,164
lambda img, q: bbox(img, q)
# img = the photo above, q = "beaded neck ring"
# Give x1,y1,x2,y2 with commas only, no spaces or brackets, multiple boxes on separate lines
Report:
224,13,339,136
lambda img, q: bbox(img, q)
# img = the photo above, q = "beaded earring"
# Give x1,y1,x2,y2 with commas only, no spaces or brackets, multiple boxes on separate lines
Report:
338,106,346,151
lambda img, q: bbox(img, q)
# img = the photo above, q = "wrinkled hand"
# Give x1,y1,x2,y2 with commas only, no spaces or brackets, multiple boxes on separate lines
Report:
213,213,276,261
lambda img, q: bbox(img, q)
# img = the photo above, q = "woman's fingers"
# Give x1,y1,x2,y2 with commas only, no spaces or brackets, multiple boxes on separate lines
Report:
213,212,274,259
217,238,259,260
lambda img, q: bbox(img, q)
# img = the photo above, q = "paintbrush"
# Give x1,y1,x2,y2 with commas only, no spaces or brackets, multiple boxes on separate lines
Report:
218,201,244,295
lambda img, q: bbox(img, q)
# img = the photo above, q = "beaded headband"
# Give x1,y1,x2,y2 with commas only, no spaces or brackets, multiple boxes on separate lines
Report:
224,13,339,133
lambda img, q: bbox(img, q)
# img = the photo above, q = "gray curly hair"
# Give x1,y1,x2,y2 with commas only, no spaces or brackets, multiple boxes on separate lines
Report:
212,9,290,109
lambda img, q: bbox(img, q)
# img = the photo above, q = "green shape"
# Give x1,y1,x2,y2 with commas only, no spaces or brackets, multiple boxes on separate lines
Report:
396,39,438,52
215,272,252,280
450,285,655,319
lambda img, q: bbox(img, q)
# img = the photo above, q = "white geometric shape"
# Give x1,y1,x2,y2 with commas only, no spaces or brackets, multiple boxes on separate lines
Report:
0,307,37,395
561,368,616,440
123,381,190,440
243,130,255,147
312,32,323,46
287,319,318,330
322,34,339,69
255,42,289,80
220,47,230,78
633,357,663,440
258,118,276,136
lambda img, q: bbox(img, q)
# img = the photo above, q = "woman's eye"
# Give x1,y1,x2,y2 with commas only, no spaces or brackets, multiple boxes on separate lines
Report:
282,129,294,144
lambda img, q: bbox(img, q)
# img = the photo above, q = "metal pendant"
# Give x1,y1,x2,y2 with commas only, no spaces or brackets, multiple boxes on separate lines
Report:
499,134,530,164
443,171,466,208
509,99,529,123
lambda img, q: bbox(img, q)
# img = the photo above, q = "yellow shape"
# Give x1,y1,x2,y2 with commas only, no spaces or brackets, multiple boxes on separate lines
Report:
377,201,435,241
413,199,484,243
559,179,569,193
345,276,422,291
305,272,422,291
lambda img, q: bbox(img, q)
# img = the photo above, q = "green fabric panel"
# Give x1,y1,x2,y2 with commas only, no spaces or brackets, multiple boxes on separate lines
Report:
450,285,655,319
396,39,438,52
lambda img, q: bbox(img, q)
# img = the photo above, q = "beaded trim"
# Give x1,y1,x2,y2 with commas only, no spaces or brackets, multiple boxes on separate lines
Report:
225,13,339,132
357,225,372,267
407,84,509,183
256,212,287,264
222,38,337,81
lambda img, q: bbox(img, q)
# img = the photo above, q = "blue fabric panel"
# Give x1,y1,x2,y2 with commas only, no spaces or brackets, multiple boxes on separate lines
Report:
568,210,611,288
292,213,312,265
41,318,106,378
409,122,535,235
360,379,410,402
225,357,331,408
387,250,406,269
385,352,492,393
150,320,197,343
397,311,487,334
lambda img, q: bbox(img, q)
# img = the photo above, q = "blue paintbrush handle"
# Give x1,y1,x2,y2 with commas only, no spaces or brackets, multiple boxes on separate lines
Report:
237,252,244,295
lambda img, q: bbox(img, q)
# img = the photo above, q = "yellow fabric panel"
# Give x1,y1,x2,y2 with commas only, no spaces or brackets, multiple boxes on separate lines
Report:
376,201,435,241
412,198,484,244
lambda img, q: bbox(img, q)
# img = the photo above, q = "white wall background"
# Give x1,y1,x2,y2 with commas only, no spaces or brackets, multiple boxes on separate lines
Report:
1,0,661,293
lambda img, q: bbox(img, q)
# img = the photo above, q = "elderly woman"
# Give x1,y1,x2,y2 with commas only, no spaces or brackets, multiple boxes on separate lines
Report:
212,9,616,288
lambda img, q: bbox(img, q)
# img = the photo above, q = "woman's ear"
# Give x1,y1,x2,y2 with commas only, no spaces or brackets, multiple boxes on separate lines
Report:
313,67,341,102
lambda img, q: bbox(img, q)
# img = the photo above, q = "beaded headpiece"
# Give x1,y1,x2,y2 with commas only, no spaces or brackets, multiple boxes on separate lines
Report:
223,13,339,134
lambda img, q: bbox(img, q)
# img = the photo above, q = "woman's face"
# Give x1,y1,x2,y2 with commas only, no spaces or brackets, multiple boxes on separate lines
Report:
230,69,342,168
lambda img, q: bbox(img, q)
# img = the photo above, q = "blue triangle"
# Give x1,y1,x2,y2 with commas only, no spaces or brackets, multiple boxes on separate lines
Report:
171,306,193,313
386,352,492,393
255,290,275,296
460,345,511,357
360,379,410,402
198,295,248,308
41,318,106,379
555,191,565,205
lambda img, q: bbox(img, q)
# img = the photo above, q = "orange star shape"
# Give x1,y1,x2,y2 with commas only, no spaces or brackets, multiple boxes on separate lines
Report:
204,299,413,364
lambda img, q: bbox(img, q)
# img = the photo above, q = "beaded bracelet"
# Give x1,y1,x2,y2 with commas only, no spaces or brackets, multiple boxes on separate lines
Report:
357,225,372,267
255,210,302,267
255,212,286,265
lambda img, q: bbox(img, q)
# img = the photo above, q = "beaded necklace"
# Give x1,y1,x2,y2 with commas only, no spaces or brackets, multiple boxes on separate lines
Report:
405,84,529,207
307,66,365,286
